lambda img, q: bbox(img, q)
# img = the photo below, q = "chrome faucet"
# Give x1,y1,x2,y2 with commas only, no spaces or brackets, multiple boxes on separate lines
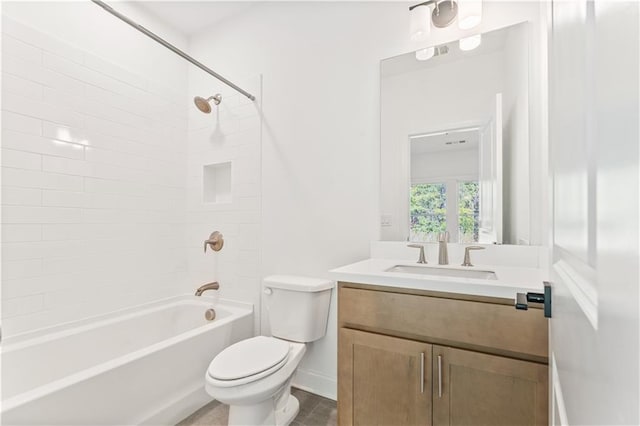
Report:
438,232,449,265
461,246,485,267
408,244,427,264
195,281,220,296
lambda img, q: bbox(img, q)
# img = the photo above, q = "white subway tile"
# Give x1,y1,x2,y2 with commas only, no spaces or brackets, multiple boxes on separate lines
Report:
2,72,44,100
2,205,82,224
42,156,90,176
1,224,42,242
83,52,148,91
1,168,83,191
41,68,86,96
2,294,45,318
44,287,93,310
82,100,151,128
2,240,84,261
85,193,120,209
42,190,90,208
42,86,84,111
3,273,80,298
1,52,84,96
3,92,84,128
2,34,42,64
2,15,84,63
1,129,85,160
1,110,42,135
2,53,47,88
41,256,86,274
1,149,42,170
2,259,43,280
41,121,88,145
83,115,147,145
84,84,150,119
43,52,145,104
41,223,86,241
1,16,191,335
1,186,42,206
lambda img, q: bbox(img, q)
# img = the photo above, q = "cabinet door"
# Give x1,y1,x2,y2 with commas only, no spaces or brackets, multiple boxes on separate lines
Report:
338,328,432,426
432,346,548,426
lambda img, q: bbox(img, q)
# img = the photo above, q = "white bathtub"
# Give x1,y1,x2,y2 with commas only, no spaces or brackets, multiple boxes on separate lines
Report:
1,295,253,425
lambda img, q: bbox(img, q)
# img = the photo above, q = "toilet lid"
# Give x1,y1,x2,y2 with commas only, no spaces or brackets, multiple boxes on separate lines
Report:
208,336,290,381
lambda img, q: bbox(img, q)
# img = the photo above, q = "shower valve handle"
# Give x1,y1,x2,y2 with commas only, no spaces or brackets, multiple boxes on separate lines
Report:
204,231,224,252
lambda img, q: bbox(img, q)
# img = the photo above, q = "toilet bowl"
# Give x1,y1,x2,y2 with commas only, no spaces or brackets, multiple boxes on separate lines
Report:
204,275,334,426
205,336,306,425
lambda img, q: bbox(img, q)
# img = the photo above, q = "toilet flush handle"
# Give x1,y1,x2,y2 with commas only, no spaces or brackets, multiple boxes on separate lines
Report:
264,287,273,295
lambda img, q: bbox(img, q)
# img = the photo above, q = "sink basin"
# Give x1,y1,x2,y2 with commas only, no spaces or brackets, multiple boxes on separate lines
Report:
385,265,497,280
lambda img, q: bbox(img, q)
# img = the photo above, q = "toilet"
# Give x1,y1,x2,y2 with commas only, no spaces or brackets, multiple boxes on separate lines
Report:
205,275,334,426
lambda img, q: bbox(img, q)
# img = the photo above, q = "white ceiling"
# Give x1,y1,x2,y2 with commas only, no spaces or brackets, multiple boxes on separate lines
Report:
410,128,480,154
135,2,255,36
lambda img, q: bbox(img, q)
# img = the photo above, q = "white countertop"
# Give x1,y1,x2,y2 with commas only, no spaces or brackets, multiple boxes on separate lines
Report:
329,258,547,300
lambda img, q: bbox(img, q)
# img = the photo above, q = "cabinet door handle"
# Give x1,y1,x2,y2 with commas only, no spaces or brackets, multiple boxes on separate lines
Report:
420,352,425,393
437,354,443,398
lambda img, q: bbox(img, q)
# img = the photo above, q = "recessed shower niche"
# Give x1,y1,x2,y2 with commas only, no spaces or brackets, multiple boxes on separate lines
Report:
203,162,232,204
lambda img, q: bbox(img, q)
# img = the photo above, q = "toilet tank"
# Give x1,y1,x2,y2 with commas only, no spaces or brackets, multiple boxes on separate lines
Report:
263,275,334,343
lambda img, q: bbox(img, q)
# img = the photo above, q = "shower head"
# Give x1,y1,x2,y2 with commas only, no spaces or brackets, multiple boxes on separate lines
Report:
193,94,222,113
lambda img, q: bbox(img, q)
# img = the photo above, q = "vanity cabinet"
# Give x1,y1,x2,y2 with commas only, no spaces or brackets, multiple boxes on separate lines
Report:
338,282,548,426
340,328,432,425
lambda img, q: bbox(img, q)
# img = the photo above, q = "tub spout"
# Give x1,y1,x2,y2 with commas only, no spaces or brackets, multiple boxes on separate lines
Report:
195,282,220,296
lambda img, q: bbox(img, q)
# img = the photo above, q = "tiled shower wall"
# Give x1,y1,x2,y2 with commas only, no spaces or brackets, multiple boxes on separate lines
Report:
1,16,189,336
183,68,262,332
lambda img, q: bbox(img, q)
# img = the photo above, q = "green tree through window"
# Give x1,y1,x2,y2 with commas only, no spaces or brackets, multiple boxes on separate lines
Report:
410,183,446,242
458,181,480,242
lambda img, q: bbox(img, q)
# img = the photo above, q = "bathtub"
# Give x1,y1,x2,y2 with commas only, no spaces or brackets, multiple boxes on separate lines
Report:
1,295,253,425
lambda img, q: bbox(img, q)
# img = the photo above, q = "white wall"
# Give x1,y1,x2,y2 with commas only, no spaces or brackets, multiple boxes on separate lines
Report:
502,23,531,244
1,3,188,335
411,149,479,183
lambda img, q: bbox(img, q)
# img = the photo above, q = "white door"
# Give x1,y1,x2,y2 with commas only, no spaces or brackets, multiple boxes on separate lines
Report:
548,2,638,424
478,93,503,244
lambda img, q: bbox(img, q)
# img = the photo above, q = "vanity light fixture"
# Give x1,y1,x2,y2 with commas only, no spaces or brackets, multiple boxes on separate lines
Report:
459,34,481,51
409,3,431,41
415,47,435,61
415,45,449,61
409,0,482,40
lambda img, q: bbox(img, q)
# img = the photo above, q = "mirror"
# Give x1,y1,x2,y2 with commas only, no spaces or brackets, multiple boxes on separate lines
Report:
380,23,533,245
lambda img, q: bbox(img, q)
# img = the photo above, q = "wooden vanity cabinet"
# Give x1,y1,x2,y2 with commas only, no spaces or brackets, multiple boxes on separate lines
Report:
339,328,432,425
338,282,549,426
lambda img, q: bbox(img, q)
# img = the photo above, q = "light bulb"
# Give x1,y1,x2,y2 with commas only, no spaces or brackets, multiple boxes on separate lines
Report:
409,5,431,41
458,0,482,30
459,34,481,51
415,47,435,61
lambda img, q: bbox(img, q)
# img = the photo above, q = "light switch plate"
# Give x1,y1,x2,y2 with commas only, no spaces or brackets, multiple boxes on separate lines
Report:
381,215,392,227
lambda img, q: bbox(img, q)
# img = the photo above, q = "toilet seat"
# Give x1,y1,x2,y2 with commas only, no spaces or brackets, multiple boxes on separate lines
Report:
207,336,290,387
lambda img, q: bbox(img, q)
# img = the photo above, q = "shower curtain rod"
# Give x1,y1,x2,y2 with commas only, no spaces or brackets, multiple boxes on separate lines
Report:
91,0,256,101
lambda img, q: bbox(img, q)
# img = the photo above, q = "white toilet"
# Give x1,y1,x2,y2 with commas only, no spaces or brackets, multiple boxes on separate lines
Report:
205,275,334,426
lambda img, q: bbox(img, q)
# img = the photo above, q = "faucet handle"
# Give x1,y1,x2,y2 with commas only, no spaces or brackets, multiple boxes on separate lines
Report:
204,231,224,253
407,243,427,264
461,245,485,267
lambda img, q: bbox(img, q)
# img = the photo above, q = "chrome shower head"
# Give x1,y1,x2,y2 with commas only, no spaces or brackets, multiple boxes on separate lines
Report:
193,94,222,114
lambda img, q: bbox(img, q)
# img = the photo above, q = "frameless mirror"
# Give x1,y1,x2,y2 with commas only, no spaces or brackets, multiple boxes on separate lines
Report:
380,22,533,245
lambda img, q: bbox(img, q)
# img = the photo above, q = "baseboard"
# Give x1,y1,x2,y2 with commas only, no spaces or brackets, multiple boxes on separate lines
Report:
139,383,213,425
292,368,337,401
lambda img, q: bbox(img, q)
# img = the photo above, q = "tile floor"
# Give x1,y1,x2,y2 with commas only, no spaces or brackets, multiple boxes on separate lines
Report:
176,388,337,426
